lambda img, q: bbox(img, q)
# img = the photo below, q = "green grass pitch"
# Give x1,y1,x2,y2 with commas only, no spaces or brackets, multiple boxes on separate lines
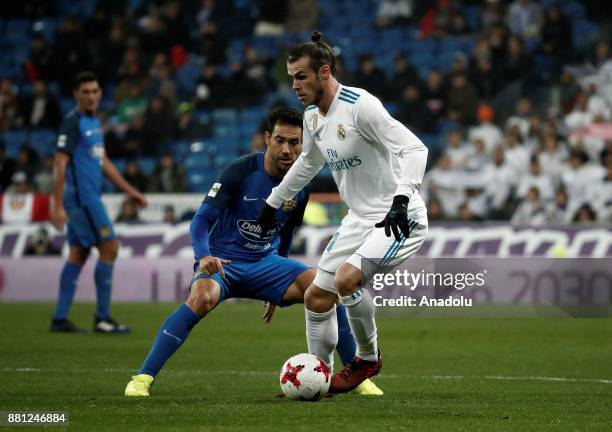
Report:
0,302,611,431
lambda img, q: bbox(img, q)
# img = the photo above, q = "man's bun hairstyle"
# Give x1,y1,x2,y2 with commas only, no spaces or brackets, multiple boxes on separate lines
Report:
288,30,336,75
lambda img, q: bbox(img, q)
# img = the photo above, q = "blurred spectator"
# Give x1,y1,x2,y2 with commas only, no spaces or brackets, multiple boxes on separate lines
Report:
505,97,533,138
385,52,420,102
546,189,570,223
0,143,17,192
468,104,504,154
353,55,387,99
516,155,554,201
25,33,55,81
446,73,478,126
500,35,533,88
16,147,39,183
174,102,212,141
507,0,542,41
226,61,265,108
24,227,60,256
138,13,172,56
376,0,415,28
420,0,467,38
148,53,177,104
123,160,148,193
115,47,148,103
33,155,54,194
198,21,227,64
195,64,227,109
503,125,531,177
21,80,61,129
53,17,90,96
122,115,148,158
102,20,128,82
561,149,606,211
422,70,446,122
465,138,491,171
537,133,566,185
396,84,435,133
6,171,32,194
481,0,504,30
251,132,266,153
255,0,288,36
511,186,547,225
541,6,571,58
162,204,177,224
590,41,611,69
445,130,470,170
286,0,319,33
115,197,142,223
148,154,187,193
471,52,499,99
484,146,515,217
558,72,582,115
117,84,148,127
572,203,597,224
143,96,175,154
0,79,23,130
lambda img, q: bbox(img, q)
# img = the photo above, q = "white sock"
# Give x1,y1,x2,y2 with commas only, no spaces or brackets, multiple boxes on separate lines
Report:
305,305,338,370
340,289,378,362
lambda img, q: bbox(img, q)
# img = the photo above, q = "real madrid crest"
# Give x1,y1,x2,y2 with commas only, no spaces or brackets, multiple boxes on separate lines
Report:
282,199,297,212
337,124,346,140
312,114,318,131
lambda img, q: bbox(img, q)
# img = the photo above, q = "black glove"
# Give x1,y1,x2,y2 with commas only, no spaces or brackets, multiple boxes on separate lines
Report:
256,202,279,239
375,195,411,241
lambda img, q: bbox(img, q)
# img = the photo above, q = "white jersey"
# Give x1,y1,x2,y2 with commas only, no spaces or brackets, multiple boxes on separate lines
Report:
267,84,428,222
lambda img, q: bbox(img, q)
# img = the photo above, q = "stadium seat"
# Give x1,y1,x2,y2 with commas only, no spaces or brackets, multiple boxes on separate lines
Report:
139,157,156,175
2,129,29,158
187,171,218,193
28,129,57,156
212,108,238,125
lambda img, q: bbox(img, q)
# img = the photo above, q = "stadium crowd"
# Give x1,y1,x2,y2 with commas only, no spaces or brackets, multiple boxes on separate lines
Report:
0,0,611,223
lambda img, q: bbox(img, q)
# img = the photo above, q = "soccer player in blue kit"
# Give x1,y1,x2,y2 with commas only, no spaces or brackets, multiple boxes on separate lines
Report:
50,71,148,334
125,108,382,396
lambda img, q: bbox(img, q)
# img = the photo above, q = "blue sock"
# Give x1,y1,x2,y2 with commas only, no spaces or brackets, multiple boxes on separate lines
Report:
335,303,357,365
53,262,83,320
139,304,200,377
95,261,114,320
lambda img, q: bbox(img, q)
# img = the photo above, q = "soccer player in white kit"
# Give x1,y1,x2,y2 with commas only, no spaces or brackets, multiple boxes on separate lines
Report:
258,31,429,393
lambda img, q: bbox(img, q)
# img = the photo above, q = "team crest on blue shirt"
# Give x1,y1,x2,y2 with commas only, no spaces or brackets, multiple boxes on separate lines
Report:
282,199,297,212
100,226,111,237
337,124,346,140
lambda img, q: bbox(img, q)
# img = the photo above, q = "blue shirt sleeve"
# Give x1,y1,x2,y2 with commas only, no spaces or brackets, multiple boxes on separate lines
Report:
190,203,220,259
277,189,310,257
203,156,255,210
56,113,79,156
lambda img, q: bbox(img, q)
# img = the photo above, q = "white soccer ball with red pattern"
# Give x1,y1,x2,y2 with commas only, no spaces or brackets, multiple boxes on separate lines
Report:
279,353,331,401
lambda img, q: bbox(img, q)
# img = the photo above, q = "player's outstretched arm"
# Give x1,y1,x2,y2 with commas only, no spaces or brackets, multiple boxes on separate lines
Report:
102,155,148,208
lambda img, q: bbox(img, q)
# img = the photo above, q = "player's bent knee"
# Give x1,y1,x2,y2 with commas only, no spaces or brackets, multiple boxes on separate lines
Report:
186,279,220,318
304,285,337,313
98,239,119,262
335,263,362,297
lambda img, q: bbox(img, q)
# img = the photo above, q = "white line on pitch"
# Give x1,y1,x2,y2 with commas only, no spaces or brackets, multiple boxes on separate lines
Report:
1,368,611,384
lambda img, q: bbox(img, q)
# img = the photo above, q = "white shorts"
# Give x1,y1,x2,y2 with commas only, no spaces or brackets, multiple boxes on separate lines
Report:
313,211,428,293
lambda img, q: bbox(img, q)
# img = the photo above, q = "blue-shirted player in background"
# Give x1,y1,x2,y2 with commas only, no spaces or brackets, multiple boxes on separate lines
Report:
50,71,148,334
125,108,382,396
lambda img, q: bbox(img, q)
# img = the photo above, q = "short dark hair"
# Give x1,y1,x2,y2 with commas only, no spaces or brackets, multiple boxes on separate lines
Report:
74,71,99,90
266,107,303,134
288,30,336,75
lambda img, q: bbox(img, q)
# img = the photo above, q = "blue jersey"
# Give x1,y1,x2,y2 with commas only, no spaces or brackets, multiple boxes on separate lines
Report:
56,109,105,208
201,153,309,261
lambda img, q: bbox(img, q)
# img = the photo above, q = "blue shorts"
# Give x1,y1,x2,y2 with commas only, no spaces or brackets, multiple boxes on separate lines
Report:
192,254,312,306
66,200,116,248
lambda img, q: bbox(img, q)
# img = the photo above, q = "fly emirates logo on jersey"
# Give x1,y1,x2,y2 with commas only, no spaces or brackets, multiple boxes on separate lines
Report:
325,148,362,173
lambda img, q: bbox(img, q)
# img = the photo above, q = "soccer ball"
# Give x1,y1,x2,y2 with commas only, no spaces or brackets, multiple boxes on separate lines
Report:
279,353,331,401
